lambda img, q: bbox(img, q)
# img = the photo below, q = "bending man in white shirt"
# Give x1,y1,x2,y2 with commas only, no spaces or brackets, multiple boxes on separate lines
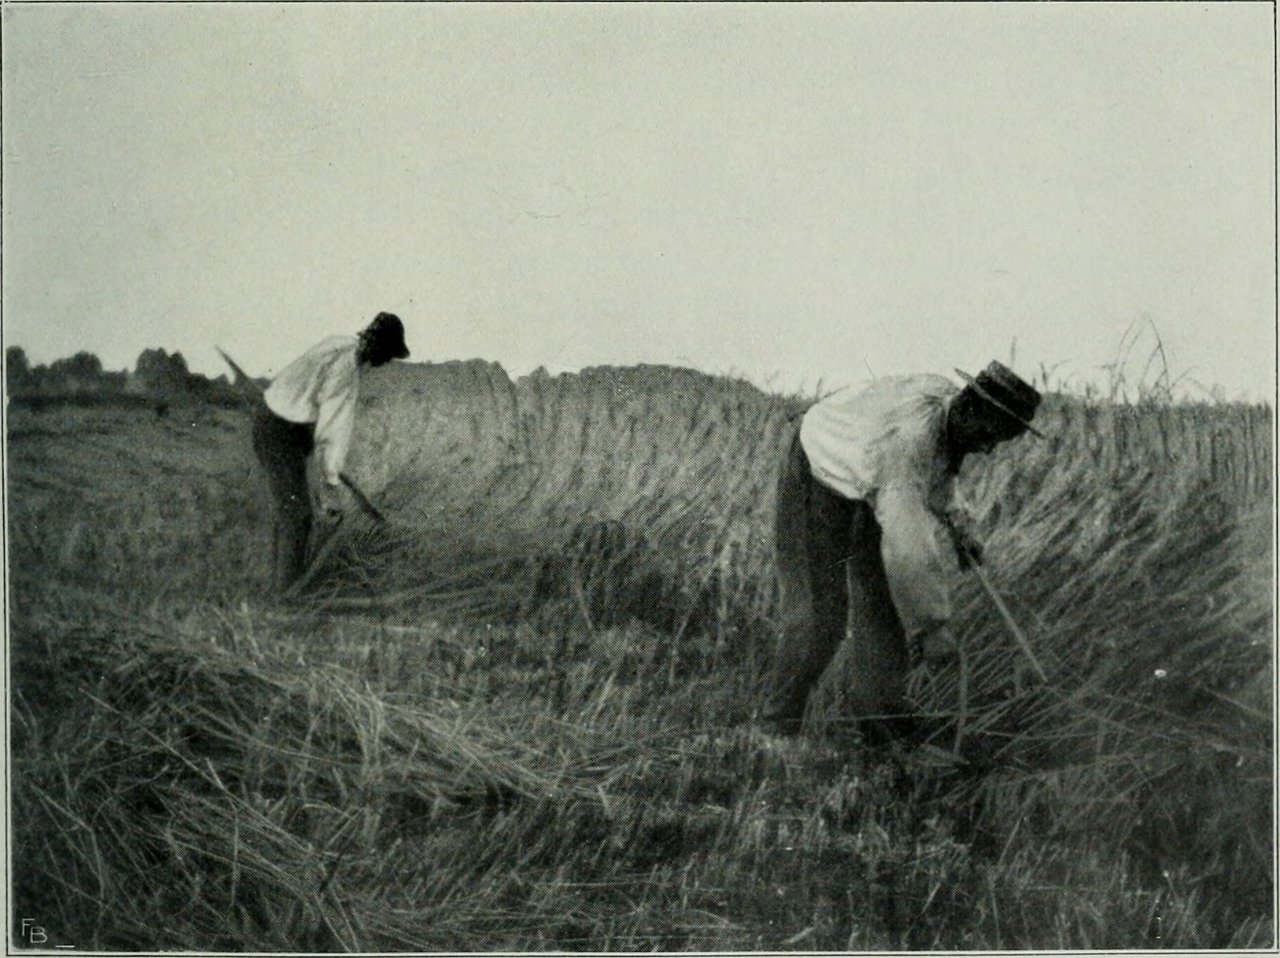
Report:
252,312,410,590
762,360,1043,743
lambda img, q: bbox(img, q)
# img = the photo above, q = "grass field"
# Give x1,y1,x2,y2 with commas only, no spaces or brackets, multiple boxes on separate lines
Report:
7,361,1275,951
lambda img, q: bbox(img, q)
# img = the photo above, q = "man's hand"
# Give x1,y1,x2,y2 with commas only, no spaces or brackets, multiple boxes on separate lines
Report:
953,527,985,569
919,625,960,668
317,480,350,519
945,510,985,570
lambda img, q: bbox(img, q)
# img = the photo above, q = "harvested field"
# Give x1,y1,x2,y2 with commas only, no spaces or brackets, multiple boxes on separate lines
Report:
6,361,1274,951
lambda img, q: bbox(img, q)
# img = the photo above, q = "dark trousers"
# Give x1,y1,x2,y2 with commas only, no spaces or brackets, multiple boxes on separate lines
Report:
764,430,913,737
251,404,315,590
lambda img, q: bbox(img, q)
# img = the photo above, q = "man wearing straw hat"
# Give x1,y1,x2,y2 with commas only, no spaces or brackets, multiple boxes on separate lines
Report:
251,312,410,590
761,360,1043,741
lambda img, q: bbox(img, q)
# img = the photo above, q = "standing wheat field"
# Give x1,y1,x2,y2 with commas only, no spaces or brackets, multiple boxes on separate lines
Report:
7,360,1273,950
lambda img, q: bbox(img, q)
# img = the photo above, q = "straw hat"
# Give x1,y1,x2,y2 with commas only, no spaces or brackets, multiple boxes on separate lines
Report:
954,361,1043,438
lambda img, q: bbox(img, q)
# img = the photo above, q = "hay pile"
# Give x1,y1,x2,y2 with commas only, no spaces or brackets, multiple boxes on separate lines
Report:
862,464,1270,921
11,603,592,951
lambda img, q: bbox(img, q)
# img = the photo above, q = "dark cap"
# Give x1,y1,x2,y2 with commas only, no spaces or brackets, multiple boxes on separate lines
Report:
363,312,410,360
954,361,1043,438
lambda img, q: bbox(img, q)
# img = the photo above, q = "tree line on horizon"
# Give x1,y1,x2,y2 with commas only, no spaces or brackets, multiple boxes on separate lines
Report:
5,345,259,408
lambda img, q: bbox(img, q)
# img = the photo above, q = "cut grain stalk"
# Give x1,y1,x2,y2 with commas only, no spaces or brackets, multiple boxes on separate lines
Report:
972,565,1048,685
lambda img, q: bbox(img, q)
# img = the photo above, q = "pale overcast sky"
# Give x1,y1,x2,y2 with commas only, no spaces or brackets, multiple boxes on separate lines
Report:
3,2,1275,399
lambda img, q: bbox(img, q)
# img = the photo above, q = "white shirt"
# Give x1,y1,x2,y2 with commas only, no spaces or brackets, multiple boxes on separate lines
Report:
799,374,962,636
263,335,360,486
